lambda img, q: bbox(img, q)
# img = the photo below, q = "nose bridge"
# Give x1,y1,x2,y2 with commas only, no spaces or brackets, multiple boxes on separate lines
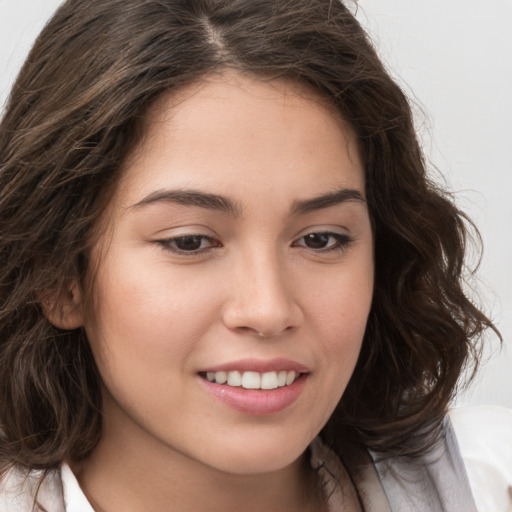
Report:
223,241,302,336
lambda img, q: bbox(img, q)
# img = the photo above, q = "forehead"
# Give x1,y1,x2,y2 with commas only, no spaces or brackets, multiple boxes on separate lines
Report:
146,72,346,131
114,72,364,210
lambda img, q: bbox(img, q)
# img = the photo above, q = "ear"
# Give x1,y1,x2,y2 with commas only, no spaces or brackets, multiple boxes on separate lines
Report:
41,281,84,330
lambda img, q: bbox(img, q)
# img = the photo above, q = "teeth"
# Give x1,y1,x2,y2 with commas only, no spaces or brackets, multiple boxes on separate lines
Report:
241,371,261,389
227,371,242,387
261,371,278,389
215,371,227,384
205,370,299,389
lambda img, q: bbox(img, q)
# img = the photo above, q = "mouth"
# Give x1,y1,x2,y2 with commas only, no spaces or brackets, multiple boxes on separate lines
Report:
199,370,302,390
197,358,310,414
198,369,309,415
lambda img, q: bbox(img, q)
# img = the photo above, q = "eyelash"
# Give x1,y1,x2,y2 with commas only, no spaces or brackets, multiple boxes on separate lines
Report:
155,231,353,256
292,232,354,253
156,235,220,255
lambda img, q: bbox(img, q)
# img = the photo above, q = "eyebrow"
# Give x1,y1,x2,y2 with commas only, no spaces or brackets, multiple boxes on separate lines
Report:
130,189,241,216
130,187,365,216
291,188,365,215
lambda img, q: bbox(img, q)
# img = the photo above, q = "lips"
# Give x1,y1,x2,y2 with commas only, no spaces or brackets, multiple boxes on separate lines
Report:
198,358,309,415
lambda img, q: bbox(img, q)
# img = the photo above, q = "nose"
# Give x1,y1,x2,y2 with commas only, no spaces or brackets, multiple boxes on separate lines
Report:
222,250,303,337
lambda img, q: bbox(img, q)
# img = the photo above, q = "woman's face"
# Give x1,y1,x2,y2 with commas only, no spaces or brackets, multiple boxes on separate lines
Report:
82,73,374,475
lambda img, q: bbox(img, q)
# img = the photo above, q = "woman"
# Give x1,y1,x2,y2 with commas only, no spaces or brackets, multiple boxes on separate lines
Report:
0,0,510,510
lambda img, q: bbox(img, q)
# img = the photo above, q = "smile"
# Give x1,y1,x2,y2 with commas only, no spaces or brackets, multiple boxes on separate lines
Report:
198,358,310,414
204,370,299,390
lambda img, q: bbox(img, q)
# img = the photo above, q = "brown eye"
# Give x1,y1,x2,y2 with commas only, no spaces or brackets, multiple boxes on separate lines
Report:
295,232,353,252
157,235,219,254
303,233,330,249
174,235,206,251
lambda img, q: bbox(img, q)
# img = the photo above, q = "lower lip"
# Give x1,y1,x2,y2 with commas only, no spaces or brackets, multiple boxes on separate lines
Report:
199,374,308,415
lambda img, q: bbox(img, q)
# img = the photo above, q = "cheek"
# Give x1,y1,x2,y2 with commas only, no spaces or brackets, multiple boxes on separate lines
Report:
306,256,373,332
293,269,372,437
304,258,373,379
84,253,222,374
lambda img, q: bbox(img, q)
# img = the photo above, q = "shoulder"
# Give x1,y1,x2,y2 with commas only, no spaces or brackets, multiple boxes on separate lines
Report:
450,405,512,512
0,465,65,512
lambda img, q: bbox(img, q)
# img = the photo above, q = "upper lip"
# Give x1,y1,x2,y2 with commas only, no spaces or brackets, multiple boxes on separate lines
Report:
200,358,309,374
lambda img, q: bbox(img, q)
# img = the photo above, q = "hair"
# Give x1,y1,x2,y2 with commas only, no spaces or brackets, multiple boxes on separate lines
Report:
0,0,499,472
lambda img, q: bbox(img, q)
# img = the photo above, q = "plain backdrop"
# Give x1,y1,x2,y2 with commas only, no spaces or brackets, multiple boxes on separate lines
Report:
1,0,510,408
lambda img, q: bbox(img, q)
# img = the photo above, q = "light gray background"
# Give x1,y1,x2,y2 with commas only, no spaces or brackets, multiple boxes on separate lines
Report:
1,0,510,407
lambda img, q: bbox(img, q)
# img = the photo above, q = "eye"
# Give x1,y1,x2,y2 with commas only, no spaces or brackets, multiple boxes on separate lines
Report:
156,235,220,254
294,232,353,252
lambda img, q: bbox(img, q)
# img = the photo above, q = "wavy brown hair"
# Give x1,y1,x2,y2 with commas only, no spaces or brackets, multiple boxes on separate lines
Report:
0,0,498,472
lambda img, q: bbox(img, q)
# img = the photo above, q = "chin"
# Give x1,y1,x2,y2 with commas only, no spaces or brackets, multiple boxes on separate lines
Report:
199,435,311,475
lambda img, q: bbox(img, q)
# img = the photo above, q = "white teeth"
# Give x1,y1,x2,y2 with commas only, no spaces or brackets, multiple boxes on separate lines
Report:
261,371,278,389
215,371,227,384
227,371,242,387
205,370,299,389
241,371,261,389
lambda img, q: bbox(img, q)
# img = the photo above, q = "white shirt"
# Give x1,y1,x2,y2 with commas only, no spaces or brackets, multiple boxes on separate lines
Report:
450,406,512,512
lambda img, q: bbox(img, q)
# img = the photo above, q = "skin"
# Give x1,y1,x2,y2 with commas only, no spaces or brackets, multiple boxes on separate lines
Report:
65,73,374,512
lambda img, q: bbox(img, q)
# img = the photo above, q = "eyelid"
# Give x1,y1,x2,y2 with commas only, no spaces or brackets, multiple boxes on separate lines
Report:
151,223,217,237
293,225,350,241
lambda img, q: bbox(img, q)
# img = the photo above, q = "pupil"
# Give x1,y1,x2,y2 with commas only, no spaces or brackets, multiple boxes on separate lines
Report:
176,236,202,251
305,233,329,249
